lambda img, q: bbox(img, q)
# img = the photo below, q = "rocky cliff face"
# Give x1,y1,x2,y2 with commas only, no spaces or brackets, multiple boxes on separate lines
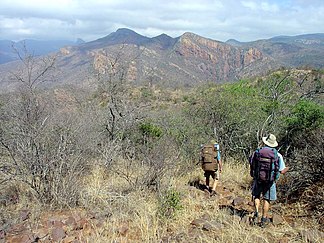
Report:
177,32,264,67
51,29,273,87
1,29,322,90
242,48,264,66
169,32,267,83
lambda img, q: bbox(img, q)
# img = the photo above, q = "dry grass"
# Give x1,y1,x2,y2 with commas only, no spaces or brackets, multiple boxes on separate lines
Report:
1,159,323,242
74,159,321,242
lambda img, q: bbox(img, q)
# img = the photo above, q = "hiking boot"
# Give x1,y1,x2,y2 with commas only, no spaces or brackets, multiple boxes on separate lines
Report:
252,212,259,224
251,212,258,225
203,188,210,197
260,217,271,228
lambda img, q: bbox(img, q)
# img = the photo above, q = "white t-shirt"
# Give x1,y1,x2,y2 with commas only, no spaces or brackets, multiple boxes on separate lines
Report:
278,152,286,172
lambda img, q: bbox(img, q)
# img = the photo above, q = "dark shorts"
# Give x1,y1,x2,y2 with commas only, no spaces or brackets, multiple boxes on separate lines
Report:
252,180,277,201
204,170,219,180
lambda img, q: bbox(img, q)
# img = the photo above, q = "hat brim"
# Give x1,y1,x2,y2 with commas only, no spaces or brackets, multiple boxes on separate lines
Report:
262,137,278,147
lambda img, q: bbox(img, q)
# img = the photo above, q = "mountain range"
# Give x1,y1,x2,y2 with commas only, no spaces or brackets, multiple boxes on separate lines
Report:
0,29,323,89
0,39,85,64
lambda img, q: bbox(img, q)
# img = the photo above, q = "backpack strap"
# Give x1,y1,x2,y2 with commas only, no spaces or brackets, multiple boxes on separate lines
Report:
251,148,260,179
272,149,280,181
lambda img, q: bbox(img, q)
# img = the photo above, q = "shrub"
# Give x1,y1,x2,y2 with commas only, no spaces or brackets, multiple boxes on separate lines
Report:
158,188,183,219
286,100,324,131
139,122,163,139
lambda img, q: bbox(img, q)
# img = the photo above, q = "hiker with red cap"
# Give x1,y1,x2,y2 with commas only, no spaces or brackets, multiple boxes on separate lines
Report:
249,134,289,227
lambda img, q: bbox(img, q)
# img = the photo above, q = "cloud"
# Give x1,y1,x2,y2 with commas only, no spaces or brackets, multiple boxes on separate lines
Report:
0,0,323,42
242,1,279,12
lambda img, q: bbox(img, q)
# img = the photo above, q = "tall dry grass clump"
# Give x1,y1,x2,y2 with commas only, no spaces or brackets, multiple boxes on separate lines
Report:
80,158,323,242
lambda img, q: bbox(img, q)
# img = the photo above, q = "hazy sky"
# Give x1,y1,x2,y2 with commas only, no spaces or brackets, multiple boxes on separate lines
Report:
1,0,323,42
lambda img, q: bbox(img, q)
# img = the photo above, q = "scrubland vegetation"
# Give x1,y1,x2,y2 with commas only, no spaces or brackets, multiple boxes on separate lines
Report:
0,51,323,242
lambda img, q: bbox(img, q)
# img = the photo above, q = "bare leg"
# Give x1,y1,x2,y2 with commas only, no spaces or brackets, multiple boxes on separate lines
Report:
263,199,270,218
254,198,260,214
211,179,218,191
206,177,210,189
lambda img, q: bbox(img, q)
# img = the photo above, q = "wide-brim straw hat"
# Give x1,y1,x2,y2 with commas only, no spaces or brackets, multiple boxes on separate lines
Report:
262,134,278,147
210,139,217,144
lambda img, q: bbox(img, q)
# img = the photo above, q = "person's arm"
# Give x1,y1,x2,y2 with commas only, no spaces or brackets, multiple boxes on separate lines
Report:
218,160,223,173
281,167,289,174
217,150,222,172
278,153,289,174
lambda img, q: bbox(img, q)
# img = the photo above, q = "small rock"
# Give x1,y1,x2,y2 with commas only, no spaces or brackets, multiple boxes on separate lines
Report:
209,220,225,229
202,222,213,231
74,218,87,230
191,218,207,227
232,197,245,207
0,229,5,239
48,219,64,228
188,227,201,238
20,210,30,221
272,213,285,226
34,228,49,239
118,225,129,236
64,216,76,226
161,236,171,243
289,221,298,228
8,223,28,234
95,218,105,228
201,213,211,220
10,234,34,243
63,235,77,243
174,232,186,241
51,227,66,241
240,215,250,225
225,195,235,202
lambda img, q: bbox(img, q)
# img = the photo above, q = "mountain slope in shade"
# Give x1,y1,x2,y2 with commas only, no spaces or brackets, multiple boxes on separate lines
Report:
0,39,85,64
0,29,323,90
229,33,324,68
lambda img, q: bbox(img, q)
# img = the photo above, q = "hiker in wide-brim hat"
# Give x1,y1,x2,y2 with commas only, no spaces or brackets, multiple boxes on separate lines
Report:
249,133,289,227
262,134,278,148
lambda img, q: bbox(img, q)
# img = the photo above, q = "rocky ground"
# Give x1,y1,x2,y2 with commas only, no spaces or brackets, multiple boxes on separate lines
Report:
1,177,323,243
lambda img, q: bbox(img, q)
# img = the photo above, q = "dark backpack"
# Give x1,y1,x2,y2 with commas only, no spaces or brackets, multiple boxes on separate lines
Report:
250,147,280,183
201,143,218,172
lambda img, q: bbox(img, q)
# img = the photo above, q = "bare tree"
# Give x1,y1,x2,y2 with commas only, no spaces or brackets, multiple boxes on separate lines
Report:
94,46,142,141
0,45,86,206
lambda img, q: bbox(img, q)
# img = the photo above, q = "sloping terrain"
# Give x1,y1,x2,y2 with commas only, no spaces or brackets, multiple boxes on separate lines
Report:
0,39,84,64
2,29,323,91
227,33,324,68
50,28,272,87
2,162,323,242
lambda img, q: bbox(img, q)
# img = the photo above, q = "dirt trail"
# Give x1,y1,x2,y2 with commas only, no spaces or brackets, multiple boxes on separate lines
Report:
1,179,323,243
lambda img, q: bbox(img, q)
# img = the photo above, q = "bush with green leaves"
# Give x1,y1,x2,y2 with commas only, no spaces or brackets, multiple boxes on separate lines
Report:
140,122,162,139
286,99,324,131
279,99,324,205
182,80,269,160
158,188,183,219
